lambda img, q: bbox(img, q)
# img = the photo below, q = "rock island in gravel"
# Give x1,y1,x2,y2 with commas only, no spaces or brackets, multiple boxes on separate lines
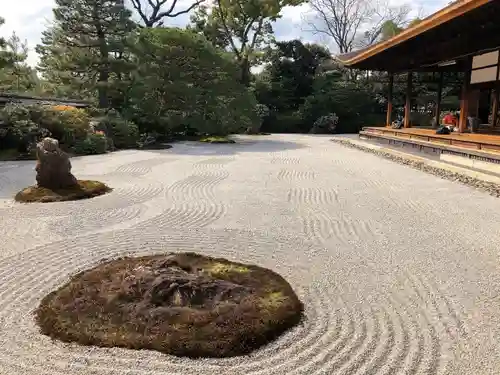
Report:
15,137,111,203
35,252,304,358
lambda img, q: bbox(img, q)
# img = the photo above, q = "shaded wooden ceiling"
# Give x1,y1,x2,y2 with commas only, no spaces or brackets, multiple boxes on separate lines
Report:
337,0,500,72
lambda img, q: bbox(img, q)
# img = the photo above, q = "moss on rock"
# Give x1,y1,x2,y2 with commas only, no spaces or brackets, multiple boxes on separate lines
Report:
15,180,111,203
35,252,303,358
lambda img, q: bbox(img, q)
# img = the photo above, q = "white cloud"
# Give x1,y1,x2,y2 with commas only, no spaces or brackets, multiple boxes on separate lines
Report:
1,0,55,66
0,0,449,67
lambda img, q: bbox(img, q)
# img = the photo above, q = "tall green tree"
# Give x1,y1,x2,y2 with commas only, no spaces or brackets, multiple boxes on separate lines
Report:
37,27,90,99
127,27,259,136
299,72,381,133
0,32,41,93
408,18,422,28
36,0,136,107
0,17,17,70
190,0,305,86
379,20,403,41
256,40,330,112
130,0,205,27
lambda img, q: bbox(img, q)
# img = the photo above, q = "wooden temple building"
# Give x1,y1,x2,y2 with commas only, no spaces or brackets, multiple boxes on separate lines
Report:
337,0,500,161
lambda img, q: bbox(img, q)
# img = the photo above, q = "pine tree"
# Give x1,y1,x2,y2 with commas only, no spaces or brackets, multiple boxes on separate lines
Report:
0,17,16,70
0,32,41,93
36,0,135,107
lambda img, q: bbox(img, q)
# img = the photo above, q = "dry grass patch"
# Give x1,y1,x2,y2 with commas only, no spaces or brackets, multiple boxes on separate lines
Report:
15,180,111,203
35,252,303,358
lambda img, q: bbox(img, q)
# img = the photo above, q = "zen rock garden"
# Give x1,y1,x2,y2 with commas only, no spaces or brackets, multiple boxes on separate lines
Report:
3,0,500,372
12,138,303,359
2,133,500,374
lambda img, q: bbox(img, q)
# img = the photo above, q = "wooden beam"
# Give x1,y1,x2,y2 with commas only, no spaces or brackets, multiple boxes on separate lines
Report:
435,71,443,127
355,6,500,72
342,0,492,67
458,68,471,133
492,88,499,128
404,71,412,128
386,73,394,127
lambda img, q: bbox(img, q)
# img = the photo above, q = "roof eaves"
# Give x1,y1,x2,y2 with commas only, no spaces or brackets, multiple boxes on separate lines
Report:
341,0,491,67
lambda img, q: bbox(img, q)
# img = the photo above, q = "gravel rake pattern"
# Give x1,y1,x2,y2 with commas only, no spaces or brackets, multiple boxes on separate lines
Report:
0,136,498,374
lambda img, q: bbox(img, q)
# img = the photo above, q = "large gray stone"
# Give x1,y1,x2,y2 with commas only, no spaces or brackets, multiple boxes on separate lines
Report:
35,137,77,189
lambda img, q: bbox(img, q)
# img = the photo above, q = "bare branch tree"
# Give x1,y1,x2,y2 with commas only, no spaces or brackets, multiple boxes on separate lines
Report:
303,0,411,53
358,1,411,47
130,0,206,27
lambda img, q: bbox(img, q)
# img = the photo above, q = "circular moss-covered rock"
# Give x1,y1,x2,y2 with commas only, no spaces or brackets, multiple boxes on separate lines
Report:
36,252,303,357
15,180,111,203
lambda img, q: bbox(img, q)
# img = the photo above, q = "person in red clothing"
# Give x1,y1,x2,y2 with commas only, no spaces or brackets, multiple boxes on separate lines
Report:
442,112,457,126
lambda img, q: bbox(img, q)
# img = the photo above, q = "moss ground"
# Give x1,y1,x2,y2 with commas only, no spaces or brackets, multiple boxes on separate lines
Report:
35,252,303,358
198,136,235,144
15,180,111,203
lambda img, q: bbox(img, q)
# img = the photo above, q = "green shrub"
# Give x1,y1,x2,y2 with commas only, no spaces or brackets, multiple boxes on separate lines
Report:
128,27,259,137
170,124,199,137
74,133,108,155
245,104,271,134
310,113,339,134
0,103,40,152
255,104,270,119
36,105,90,148
362,113,387,127
97,110,139,149
262,111,304,133
85,106,107,118
299,75,380,133
106,136,116,151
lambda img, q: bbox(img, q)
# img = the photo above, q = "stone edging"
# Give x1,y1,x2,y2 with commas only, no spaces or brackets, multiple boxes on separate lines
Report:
331,138,500,198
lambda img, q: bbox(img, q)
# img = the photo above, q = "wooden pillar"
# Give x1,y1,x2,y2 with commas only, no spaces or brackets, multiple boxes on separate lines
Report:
404,71,413,128
492,88,499,128
458,69,471,133
434,71,443,128
469,89,480,118
386,73,394,127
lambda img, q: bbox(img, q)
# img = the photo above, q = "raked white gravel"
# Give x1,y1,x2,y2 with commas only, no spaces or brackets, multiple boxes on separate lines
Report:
1,134,500,375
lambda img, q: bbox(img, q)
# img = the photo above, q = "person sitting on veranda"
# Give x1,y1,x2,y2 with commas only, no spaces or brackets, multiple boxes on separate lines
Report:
443,112,457,127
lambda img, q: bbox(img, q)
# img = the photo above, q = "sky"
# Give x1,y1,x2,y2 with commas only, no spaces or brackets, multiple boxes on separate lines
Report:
0,0,450,67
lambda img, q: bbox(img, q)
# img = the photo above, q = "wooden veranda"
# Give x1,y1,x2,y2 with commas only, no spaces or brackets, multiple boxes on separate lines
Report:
361,126,500,154
337,0,500,159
